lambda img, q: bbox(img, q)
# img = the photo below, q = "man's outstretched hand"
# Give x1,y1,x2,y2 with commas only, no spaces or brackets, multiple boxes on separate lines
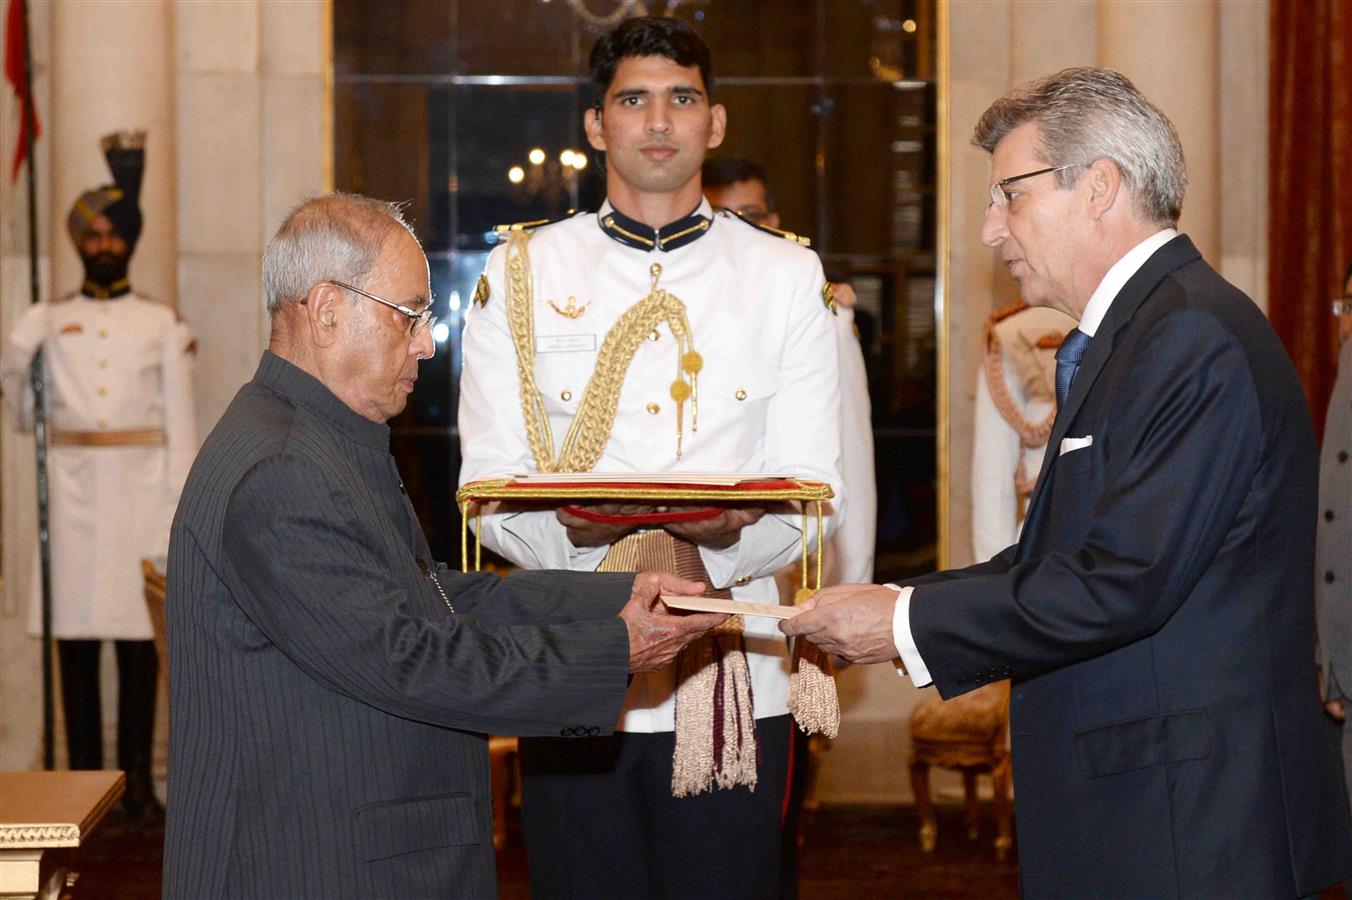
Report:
779,583,901,666
621,571,728,673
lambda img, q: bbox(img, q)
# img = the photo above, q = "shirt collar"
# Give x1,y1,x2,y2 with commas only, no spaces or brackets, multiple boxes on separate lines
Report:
1078,228,1178,337
596,198,714,252
254,350,391,451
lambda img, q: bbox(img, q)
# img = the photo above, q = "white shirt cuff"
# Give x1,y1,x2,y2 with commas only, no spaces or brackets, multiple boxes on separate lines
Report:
887,583,934,687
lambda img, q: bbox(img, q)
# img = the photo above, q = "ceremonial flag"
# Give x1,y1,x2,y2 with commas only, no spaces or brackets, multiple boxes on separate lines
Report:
4,0,41,182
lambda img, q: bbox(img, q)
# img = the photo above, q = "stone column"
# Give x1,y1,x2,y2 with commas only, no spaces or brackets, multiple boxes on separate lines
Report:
49,0,176,306
1010,0,1098,85
1098,0,1220,265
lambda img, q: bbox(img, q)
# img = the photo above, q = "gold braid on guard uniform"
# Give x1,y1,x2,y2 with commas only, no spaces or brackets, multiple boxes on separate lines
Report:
505,229,702,470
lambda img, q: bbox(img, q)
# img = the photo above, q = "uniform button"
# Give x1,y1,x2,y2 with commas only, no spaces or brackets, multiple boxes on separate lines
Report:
1327,571,1337,584
97,359,108,369
97,419,108,429
96,386,107,397
560,390,572,402
1326,510,1336,522
1339,451,1348,463
735,389,747,401
734,575,752,586
646,402,660,415
648,330,660,342
97,329,108,339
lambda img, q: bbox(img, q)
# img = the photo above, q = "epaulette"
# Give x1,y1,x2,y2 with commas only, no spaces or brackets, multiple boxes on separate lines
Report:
493,209,587,238
988,300,1029,326
720,209,811,246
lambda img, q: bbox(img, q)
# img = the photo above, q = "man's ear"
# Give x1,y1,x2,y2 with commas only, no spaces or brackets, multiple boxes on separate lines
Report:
1085,158,1123,221
707,103,727,150
303,281,342,349
585,106,606,152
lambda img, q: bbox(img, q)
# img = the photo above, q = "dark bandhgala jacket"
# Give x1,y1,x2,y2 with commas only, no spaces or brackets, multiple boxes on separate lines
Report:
910,236,1352,898
163,352,634,899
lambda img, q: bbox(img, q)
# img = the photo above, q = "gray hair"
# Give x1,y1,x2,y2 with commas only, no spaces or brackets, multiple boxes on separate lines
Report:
973,67,1187,227
262,193,415,314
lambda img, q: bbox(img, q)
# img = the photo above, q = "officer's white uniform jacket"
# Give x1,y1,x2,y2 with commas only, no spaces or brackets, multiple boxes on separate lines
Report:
1,291,197,639
970,304,1072,562
459,200,844,732
825,306,875,585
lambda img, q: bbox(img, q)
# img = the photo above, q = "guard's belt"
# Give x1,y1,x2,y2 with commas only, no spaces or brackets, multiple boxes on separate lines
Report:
50,428,165,447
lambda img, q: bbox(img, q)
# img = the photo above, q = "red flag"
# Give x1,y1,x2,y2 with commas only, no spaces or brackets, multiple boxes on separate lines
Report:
4,0,40,182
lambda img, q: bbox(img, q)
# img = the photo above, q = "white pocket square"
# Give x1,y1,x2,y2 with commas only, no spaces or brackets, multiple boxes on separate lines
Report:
1059,435,1093,456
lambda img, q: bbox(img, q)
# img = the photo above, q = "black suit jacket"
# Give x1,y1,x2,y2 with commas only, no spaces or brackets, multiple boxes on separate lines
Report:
911,237,1352,897
163,353,634,899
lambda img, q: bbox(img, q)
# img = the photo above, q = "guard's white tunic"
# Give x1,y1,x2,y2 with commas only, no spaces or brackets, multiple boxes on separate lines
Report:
970,304,1072,562
459,201,844,732
825,306,875,585
1,292,197,639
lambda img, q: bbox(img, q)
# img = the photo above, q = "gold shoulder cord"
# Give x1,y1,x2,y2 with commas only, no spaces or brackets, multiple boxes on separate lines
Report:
505,230,703,471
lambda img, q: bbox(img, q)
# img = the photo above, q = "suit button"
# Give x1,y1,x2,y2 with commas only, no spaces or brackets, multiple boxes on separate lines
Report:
646,402,660,415
735,389,747,401
1326,510,1336,522
560,727,573,737
735,575,751,586
560,390,572,402
586,727,600,736
1327,571,1337,584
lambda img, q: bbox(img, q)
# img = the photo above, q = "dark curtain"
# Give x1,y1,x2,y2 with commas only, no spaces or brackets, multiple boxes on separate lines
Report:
1269,0,1352,439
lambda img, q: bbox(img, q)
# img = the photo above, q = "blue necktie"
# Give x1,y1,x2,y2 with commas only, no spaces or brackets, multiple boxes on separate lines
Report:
1055,328,1091,407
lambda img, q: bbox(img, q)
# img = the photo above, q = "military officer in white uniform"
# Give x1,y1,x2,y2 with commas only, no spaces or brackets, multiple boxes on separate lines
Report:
970,301,1074,561
0,133,196,823
458,17,842,900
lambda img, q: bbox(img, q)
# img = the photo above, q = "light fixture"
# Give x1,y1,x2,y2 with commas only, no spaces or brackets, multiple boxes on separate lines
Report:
560,148,577,167
508,165,525,184
571,154,588,171
902,19,917,33
431,321,450,344
528,148,546,165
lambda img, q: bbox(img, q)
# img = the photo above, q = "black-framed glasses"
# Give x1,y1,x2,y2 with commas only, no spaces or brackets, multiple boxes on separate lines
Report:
330,280,437,336
988,163,1077,212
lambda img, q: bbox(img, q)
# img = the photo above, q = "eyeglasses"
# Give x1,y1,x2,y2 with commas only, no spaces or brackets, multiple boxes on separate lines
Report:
988,164,1078,212
330,280,437,336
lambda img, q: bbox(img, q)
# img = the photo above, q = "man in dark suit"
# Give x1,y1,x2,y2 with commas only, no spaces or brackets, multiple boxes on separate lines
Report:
162,193,725,899
782,67,1352,898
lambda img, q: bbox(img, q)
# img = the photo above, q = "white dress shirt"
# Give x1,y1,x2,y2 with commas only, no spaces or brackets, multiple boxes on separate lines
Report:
891,228,1178,685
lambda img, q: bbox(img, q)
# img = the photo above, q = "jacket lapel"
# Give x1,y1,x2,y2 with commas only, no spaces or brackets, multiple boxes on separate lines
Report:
1016,235,1202,560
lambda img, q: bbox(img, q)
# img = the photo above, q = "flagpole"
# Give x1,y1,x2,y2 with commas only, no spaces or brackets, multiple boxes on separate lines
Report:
17,0,55,771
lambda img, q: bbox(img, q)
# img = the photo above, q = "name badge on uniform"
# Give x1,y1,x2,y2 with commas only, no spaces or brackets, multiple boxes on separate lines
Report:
536,334,597,354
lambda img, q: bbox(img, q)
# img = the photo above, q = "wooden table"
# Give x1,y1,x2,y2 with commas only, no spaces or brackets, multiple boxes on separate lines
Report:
0,771,124,899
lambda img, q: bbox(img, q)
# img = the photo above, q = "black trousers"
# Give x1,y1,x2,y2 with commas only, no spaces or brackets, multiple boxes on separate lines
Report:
520,714,793,900
57,639,158,775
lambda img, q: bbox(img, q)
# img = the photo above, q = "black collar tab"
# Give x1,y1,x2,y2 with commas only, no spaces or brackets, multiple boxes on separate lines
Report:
81,278,132,300
598,201,713,252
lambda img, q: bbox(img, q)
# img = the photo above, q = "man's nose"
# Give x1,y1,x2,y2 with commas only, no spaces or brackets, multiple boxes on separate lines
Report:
981,203,1008,248
646,104,671,134
412,325,436,361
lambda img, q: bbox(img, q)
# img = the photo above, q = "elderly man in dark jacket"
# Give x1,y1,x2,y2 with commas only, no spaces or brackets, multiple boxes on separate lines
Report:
162,193,723,899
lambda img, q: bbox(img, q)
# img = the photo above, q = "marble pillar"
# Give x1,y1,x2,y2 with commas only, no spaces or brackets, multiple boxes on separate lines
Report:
49,0,176,306
1098,0,1221,265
